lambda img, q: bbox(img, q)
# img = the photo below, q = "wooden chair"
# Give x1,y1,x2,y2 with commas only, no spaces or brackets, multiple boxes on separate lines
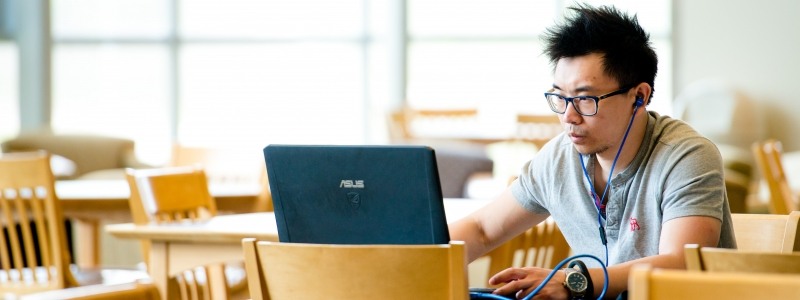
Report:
256,168,273,212
628,264,800,300
731,211,800,252
684,244,800,274
515,114,562,149
0,151,151,297
171,145,272,212
126,166,248,300
388,107,479,142
752,139,799,214
724,170,751,213
170,145,263,184
0,132,149,179
241,238,468,300
484,217,570,288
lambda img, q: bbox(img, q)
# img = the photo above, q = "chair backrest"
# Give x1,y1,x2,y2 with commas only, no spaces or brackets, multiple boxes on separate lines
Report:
731,211,800,253
752,139,798,214
0,151,76,294
684,244,800,274
242,238,468,300
484,217,570,287
1,133,138,178
628,264,800,300
515,114,562,149
126,166,217,225
125,166,216,276
388,107,479,142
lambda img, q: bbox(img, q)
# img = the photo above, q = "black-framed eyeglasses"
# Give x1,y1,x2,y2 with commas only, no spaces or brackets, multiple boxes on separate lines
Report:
544,86,634,116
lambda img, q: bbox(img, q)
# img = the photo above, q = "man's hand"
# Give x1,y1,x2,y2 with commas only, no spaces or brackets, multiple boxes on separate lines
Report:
489,267,569,299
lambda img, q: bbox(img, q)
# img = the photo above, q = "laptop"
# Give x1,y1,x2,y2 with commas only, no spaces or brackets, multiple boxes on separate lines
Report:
263,144,450,245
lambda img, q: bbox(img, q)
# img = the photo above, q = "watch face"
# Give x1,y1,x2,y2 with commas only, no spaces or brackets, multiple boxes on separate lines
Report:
566,272,588,293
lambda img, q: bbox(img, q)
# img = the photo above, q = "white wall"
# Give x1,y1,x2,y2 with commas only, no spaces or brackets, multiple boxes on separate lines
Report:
674,0,800,151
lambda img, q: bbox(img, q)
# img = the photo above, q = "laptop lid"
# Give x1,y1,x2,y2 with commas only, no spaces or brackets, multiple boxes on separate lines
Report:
264,144,450,244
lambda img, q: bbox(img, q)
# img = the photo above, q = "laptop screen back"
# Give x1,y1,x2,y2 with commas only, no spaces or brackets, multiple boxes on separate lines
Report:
263,144,450,245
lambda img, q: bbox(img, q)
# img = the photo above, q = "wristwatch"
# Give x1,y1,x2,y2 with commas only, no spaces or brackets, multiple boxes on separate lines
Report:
563,260,592,300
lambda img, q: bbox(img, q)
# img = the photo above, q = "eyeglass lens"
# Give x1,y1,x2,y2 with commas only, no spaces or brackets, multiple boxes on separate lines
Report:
547,95,597,116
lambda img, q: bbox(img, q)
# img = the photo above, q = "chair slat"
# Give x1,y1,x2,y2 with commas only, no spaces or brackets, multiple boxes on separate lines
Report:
0,194,13,273
32,198,53,270
485,217,570,288
176,274,190,300
8,196,26,276
200,266,212,300
16,195,42,281
32,194,54,281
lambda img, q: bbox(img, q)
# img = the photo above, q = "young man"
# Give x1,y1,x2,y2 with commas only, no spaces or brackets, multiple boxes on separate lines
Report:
449,4,736,299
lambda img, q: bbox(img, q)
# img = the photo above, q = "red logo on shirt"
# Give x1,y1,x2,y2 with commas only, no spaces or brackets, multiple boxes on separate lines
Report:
630,217,640,231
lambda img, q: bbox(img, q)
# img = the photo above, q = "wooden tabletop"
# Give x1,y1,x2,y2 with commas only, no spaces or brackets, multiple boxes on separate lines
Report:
55,179,264,268
106,212,279,243
56,179,263,219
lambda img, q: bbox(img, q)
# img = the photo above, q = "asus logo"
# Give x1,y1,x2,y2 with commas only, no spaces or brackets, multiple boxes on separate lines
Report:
339,180,365,188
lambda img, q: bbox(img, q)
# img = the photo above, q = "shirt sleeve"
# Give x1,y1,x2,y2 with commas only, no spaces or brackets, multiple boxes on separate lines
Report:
510,137,571,215
658,136,726,223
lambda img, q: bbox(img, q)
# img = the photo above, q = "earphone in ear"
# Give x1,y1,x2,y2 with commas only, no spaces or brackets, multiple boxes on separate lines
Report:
634,97,644,107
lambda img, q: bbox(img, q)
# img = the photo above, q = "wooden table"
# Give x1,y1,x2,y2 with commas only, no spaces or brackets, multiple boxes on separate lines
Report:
106,198,490,300
56,179,263,267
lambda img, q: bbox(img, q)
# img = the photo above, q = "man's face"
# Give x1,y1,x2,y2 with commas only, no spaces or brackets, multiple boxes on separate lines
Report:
552,53,637,156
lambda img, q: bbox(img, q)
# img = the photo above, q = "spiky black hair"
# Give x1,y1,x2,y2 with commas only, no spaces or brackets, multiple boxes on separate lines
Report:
543,3,658,101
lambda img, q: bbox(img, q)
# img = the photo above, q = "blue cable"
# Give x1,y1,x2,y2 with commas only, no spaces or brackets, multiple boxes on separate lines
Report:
522,254,609,300
468,292,514,300
469,254,609,300
578,104,640,266
471,103,641,300
469,254,608,300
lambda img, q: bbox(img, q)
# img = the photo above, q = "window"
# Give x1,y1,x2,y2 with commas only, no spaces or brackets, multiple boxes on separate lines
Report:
0,41,19,140
51,44,172,163
51,0,172,163
407,0,673,137
49,0,672,163
51,0,369,164
177,0,366,150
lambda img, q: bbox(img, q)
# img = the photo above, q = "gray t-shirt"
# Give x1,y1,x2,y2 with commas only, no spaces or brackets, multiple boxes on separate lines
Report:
511,111,736,266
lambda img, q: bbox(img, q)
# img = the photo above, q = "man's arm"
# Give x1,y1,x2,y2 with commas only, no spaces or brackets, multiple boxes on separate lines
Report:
490,215,722,298
449,187,549,262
